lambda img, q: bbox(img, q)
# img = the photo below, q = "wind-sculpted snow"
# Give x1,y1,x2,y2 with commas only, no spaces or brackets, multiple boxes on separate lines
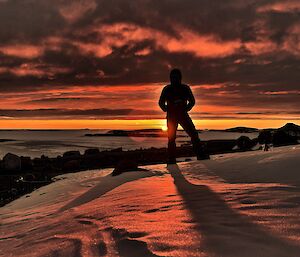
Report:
1,145,300,256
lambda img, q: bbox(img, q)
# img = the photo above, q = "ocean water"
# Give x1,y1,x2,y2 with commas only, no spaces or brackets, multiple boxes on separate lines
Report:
0,130,258,158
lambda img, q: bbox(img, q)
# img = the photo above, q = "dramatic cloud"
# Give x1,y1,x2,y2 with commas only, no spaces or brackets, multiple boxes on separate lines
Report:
0,0,299,121
0,108,161,119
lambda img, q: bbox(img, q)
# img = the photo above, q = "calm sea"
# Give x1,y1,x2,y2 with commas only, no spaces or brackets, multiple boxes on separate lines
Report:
0,130,258,158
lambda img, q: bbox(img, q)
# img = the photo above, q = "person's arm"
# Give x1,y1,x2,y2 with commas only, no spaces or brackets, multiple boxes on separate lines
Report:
186,86,195,111
159,87,167,112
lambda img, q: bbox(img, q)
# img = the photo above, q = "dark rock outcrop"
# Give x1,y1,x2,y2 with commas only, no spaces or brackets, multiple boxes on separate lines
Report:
112,159,139,176
63,151,81,159
20,156,33,171
278,123,300,138
84,148,100,156
63,160,81,172
257,123,300,148
111,147,123,152
24,173,36,181
236,136,254,151
3,153,21,171
272,130,298,147
258,130,273,144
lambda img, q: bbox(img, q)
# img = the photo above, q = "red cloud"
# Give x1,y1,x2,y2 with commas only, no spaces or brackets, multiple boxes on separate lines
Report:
258,1,300,13
0,45,43,58
74,23,241,58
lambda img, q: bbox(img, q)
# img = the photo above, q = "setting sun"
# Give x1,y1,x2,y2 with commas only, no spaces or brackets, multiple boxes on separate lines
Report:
161,125,168,131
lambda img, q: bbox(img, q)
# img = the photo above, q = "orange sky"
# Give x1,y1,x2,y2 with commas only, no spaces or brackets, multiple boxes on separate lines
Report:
0,119,299,130
0,83,299,129
0,1,299,129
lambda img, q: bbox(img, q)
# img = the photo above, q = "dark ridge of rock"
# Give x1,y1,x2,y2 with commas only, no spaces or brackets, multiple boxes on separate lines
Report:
110,147,123,152
278,123,300,138
107,130,129,135
3,153,21,171
20,156,33,171
63,151,81,159
257,124,299,147
63,160,81,172
24,173,36,181
258,130,273,144
84,148,100,156
272,130,298,147
112,159,139,176
236,136,254,151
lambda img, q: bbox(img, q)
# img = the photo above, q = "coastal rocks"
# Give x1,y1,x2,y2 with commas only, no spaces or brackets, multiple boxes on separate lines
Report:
3,153,21,171
63,151,81,159
272,130,298,147
258,128,298,147
111,147,123,152
24,173,36,181
84,148,100,156
112,158,139,176
20,157,33,171
33,156,50,172
63,160,81,172
236,136,254,151
61,151,82,171
258,130,273,145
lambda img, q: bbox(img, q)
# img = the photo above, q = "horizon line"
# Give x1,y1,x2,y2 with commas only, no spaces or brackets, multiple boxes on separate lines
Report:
0,119,299,130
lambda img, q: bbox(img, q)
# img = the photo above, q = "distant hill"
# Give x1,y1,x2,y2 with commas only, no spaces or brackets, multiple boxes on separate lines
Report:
107,129,162,134
258,123,300,146
224,127,259,133
278,123,300,131
85,129,168,138
278,123,300,138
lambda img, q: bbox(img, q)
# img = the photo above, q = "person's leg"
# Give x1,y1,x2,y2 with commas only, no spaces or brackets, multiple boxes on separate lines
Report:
167,115,178,163
179,113,209,159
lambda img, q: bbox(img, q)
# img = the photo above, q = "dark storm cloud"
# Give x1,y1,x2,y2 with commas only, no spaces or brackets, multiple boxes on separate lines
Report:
0,0,65,44
0,0,299,118
76,0,258,41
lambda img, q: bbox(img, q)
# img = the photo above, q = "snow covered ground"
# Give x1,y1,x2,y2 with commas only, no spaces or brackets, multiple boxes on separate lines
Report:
1,145,300,257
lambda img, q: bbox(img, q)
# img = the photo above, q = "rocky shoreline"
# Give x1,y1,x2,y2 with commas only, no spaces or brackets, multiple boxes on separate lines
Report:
1,123,299,207
0,139,238,207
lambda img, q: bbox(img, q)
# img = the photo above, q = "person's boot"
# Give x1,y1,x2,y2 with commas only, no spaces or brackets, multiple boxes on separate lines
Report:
196,143,210,160
167,140,177,164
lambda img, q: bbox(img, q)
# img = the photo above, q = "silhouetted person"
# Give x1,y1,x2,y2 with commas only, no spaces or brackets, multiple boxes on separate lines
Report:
159,69,209,164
